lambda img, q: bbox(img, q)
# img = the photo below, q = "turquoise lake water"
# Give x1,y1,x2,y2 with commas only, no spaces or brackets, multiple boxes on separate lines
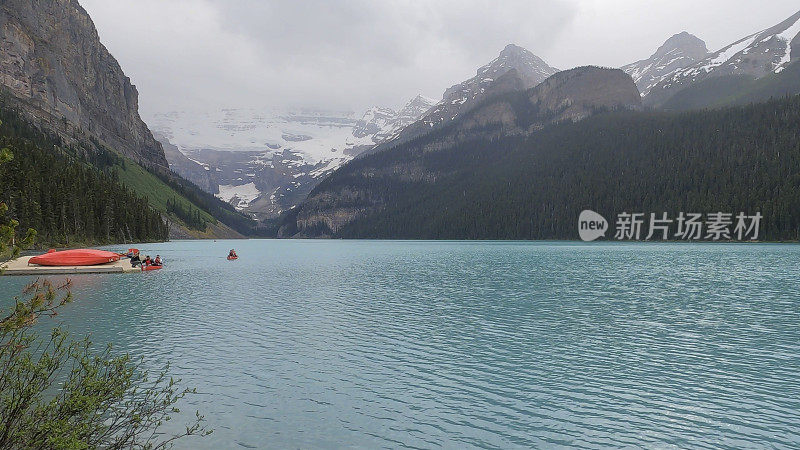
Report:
2,240,799,448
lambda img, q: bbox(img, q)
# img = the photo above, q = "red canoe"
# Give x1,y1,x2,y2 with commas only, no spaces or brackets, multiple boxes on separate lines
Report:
29,249,121,266
141,264,162,271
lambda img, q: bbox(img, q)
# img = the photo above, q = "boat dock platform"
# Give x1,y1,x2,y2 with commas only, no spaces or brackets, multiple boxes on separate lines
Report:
1,256,140,275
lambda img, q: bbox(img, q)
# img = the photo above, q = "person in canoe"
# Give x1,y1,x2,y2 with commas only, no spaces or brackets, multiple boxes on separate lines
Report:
143,255,152,267
228,249,238,259
153,255,163,266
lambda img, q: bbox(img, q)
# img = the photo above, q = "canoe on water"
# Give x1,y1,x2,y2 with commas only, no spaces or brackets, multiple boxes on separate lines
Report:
227,256,238,260
29,249,121,266
141,265,162,271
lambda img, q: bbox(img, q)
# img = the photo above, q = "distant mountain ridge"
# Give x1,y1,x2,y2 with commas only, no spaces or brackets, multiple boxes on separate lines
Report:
439,43,559,113
153,43,558,219
417,66,642,146
157,132,219,193
659,59,800,111
645,10,800,106
0,0,168,169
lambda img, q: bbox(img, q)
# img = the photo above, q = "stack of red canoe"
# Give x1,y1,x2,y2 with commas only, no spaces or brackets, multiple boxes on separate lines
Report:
29,249,121,266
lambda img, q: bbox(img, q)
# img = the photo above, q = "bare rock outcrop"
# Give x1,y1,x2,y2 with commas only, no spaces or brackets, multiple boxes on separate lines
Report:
0,0,168,169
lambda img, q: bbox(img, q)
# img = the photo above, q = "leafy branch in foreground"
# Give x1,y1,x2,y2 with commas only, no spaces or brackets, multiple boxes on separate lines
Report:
1,280,210,448
0,130,210,448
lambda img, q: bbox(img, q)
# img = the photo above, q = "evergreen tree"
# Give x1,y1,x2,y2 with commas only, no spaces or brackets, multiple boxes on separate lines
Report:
0,112,169,245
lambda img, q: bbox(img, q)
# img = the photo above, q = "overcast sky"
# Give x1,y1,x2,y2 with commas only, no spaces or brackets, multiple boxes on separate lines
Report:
79,0,799,118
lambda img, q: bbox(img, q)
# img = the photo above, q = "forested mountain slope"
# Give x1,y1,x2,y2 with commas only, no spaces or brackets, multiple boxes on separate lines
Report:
277,95,800,241
0,106,167,245
0,103,255,245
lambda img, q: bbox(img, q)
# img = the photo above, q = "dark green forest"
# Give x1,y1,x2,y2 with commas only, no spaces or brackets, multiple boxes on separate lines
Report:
166,196,209,230
0,108,168,246
290,94,800,240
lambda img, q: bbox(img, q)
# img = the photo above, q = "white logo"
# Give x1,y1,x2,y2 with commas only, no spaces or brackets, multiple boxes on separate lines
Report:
579,210,762,241
578,210,608,242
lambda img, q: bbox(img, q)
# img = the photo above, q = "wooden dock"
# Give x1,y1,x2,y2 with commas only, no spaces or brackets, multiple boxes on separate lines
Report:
1,255,140,276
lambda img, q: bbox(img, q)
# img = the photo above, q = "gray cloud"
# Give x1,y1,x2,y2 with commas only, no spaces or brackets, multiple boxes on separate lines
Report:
79,0,799,119
195,0,577,109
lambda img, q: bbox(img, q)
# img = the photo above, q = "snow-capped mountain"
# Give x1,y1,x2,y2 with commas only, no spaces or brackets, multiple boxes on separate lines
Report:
646,10,800,105
149,97,435,218
622,32,709,96
159,144,351,220
351,107,395,141
149,109,354,218
370,44,558,153
349,95,437,154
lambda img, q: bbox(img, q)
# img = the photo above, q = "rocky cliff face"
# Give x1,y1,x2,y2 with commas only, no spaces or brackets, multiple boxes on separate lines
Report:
622,32,709,96
156,133,219,193
283,67,641,237
0,0,168,169
422,66,641,145
527,66,642,121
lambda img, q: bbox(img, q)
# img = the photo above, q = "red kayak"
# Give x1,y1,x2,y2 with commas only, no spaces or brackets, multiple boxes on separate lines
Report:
29,249,121,266
227,256,238,260
141,264,162,271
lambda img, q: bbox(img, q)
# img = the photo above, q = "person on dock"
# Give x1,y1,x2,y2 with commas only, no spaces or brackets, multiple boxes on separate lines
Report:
130,253,141,267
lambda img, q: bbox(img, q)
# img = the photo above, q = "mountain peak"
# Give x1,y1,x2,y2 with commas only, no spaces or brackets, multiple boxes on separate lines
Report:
497,43,541,59
655,32,708,59
441,44,557,104
622,32,711,96
396,95,436,122
405,94,437,110
479,44,556,82
499,43,528,55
